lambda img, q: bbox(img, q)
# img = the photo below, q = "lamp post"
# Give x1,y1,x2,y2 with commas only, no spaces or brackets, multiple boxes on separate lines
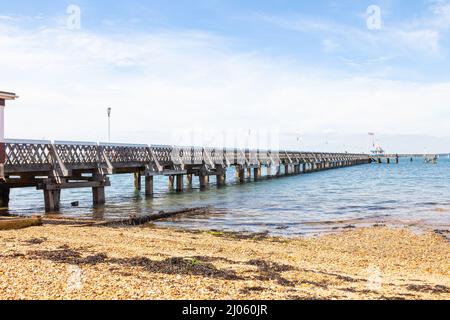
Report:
107,107,111,143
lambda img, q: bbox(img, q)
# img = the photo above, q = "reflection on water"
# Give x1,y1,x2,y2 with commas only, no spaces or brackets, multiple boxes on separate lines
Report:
5,158,450,236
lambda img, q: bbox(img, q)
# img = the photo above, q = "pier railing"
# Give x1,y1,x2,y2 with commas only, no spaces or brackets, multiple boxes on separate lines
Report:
4,139,369,176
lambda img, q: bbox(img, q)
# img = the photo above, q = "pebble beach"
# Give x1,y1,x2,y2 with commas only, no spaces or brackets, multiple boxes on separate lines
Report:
0,222,448,300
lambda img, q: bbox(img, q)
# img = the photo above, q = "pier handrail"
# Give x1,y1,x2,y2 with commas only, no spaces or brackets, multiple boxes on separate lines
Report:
4,139,369,177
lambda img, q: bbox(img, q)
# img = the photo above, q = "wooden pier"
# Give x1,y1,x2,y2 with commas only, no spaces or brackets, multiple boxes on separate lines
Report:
0,139,370,212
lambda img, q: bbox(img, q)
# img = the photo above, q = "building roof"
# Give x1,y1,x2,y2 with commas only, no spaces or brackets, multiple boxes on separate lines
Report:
0,91,18,100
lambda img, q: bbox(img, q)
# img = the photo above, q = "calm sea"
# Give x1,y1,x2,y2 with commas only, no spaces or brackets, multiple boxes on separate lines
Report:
6,158,450,236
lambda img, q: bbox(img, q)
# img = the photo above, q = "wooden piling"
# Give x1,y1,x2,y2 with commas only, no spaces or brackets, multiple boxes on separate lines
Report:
216,174,226,186
92,186,105,206
145,175,153,196
266,166,272,177
236,166,245,183
0,186,10,208
199,175,208,189
134,172,141,191
175,175,184,192
169,175,175,188
276,166,281,177
44,189,61,212
254,167,261,180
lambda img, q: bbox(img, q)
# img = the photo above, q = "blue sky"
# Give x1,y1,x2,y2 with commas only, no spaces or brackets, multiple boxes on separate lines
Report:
3,0,449,81
1,0,450,152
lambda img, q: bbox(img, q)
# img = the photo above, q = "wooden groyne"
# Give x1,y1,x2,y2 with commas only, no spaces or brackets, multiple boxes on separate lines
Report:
0,139,370,212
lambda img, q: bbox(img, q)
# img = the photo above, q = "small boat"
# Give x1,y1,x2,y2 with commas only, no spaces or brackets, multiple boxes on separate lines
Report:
424,154,438,164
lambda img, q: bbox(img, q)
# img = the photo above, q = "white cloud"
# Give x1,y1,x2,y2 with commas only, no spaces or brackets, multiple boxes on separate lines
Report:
322,39,339,53
0,22,450,152
430,1,450,29
255,10,443,56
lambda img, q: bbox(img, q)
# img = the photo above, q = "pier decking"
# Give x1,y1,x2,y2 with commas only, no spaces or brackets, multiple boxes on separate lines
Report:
0,139,370,212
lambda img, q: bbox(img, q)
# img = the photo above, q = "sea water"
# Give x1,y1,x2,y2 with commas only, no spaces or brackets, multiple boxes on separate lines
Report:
6,158,450,236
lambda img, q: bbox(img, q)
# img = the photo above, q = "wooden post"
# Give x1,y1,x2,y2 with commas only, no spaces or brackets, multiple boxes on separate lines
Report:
134,172,141,191
175,175,184,192
266,166,272,177
216,174,226,186
236,166,245,183
92,186,105,206
44,189,61,212
284,164,289,175
253,167,261,180
145,175,153,196
199,175,208,189
0,186,10,208
168,175,175,188
187,174,193,185
247,166,251,179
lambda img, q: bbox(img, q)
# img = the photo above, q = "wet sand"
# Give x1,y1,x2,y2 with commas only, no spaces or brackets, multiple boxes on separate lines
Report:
0,222,448,300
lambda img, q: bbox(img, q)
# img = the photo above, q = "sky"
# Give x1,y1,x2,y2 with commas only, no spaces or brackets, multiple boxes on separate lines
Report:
1,0,450,153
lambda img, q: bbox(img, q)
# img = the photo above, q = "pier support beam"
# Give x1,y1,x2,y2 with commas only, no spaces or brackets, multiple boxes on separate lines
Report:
92,186,105,206
0,186,10,208
294,164,300,174
175,175,184,192
284,164,289,175
199,175,208,189
253,167,261,180
216,174,226,186
145,175,153,196
266,166,272,177
236,166,245,183
92,174,107,206
247,167,251,179
187,174,193,185
134,173,141,191
44,189,61,212
275,166,281,177
168,175,175,188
